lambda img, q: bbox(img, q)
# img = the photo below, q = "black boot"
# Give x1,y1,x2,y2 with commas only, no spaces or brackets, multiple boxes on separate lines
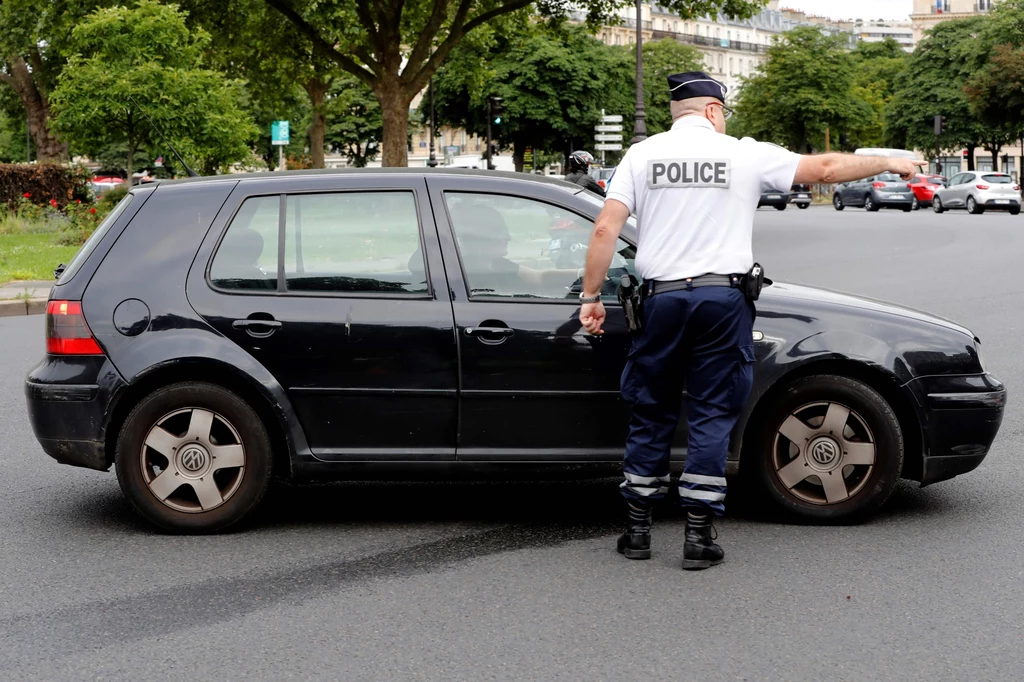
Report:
682,512,724,570
616,499,652,560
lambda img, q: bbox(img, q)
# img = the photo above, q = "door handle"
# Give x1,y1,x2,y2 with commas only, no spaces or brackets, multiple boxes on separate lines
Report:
465,326,514,336
232,319,282,330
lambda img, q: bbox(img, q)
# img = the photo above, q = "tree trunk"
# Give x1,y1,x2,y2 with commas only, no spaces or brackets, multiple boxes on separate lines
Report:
304,78,331,169
966,144,976,171
377,78,411,167
4,57,68,163
513,138,525,173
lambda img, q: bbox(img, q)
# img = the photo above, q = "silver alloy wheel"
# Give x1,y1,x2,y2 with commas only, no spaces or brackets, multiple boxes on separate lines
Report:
933,196,943,213
967,196,977,213
771,401,876,505
140,408,246,513
864,196,874,211
912,196,919,210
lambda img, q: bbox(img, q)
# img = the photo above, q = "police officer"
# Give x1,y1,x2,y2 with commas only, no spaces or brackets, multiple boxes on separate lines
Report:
578,71,924,570
565,150,606,197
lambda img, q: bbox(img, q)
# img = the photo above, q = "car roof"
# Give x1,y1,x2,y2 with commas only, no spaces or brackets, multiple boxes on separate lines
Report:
149,167,584,192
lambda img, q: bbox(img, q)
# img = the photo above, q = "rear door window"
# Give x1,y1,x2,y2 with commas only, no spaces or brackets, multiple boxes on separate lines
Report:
283,191,426,294
209,195,279,291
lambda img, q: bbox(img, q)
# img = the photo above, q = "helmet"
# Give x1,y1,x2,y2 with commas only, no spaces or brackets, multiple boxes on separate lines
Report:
568,150,595,173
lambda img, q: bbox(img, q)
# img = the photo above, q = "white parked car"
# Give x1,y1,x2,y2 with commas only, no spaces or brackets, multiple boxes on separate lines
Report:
933,171,1021,215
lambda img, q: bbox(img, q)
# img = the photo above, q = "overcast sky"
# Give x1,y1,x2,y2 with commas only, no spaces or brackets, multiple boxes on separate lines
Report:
778,0,914,21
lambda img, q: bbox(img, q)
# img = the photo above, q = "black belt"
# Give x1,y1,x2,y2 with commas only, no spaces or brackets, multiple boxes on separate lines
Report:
647,274,741,295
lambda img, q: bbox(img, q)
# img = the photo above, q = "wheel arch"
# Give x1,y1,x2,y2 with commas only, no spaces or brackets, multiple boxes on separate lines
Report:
738,358,923,480
104,359,294,479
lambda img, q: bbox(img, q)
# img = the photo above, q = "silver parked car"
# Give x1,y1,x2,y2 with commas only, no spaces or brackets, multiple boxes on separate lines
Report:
933,171,1021,215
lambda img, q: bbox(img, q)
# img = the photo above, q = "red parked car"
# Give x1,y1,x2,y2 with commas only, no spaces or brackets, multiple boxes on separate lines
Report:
908,174,946,210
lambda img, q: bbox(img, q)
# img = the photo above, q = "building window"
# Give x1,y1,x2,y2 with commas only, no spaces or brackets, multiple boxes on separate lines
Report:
674,21,678,32
718,54,723,72
729,57,733,75
684,22,689,33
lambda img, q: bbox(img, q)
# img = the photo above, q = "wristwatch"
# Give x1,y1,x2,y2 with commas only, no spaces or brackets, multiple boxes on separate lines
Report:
579,292,601,304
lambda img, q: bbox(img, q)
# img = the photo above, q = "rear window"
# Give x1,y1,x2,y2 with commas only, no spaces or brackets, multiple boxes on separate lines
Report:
876,173,902,182
982,174,1013,184
56,193,134,285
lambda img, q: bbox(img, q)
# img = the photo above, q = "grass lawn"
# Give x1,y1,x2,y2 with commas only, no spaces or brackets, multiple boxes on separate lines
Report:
0,233,80,283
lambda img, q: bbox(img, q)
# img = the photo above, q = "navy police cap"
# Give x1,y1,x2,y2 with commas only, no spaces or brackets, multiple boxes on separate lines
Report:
668,71,728,103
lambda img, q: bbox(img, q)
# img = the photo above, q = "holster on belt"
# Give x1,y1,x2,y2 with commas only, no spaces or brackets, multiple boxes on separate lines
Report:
617,274,643,333
740,262,769,301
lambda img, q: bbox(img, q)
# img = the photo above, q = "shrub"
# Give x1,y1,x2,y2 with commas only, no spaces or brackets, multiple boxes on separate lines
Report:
56,201,109,246
97,184,129,212
0,163,92,210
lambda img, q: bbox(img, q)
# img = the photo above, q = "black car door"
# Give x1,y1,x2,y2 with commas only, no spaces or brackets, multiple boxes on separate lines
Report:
426,175,689,462
186,175,458,461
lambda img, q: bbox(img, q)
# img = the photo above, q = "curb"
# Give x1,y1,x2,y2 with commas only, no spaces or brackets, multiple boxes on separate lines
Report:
0,297,47,318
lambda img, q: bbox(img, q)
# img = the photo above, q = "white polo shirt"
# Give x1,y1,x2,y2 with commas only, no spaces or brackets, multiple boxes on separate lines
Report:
605,116,801,281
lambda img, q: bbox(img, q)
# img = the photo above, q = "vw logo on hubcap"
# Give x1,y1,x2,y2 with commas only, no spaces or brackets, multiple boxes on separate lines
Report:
180,447,207,473
808,437,840,470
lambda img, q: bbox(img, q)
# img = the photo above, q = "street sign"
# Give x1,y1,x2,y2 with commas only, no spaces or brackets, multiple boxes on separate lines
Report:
271,120,290,146
601,114,623,123
524,146,534,171
594,143,623,151
594,134,621,142
595,124,623,133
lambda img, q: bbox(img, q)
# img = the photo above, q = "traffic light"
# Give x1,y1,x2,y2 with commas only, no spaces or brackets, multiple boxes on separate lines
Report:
934,114,946,136
489,96,504,125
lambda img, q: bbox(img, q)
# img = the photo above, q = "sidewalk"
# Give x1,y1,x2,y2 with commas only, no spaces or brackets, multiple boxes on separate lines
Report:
0,280,52,317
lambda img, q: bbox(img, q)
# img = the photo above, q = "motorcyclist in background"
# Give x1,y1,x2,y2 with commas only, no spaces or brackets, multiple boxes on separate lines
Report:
564,150,607,197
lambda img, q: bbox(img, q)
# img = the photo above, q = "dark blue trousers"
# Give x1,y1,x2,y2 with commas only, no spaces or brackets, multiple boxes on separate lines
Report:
619,285,755,516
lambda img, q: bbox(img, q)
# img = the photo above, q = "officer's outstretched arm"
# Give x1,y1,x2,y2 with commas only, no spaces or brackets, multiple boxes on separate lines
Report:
795,154,927,185
581,199,630,298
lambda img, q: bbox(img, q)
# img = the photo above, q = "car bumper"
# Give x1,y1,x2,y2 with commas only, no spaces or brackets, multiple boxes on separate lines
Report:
24,356,126,472
905,373,1006,485
980,197,1021,210
873,192,914,207
758,195,789,207
790,193,812,204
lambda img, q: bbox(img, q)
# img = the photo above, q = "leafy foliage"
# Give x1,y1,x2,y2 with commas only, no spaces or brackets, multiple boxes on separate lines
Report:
846,39,909,150
730,26,871,152
325,75,383,167
50,0,258,176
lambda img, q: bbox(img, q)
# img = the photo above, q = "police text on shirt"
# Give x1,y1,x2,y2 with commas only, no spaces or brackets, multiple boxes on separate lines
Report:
647,159,731,189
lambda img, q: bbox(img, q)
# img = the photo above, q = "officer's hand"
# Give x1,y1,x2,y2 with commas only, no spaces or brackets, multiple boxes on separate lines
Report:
891,159,928,181
580,301,606,335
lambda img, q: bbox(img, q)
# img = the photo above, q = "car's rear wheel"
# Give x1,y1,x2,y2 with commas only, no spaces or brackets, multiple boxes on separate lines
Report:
911,196,920,210
967,196,983,214
775,204,787,211
1011,206,1021,216
746,375,903,523
115,382,273,534
865,195,879,212
933,196,945,213
797,203,809,209
833,194,844,211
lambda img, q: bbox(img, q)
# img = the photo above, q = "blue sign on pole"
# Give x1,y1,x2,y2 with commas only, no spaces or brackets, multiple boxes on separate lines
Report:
271,120,290,145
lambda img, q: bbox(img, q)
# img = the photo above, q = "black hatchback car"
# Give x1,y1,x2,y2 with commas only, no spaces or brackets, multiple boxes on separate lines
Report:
25,170,1006,533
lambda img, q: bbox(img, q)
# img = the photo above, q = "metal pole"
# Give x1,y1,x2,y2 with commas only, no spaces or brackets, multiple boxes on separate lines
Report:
427,78,438,168
631,0,647,145
279,144,284,171
486,99,493,170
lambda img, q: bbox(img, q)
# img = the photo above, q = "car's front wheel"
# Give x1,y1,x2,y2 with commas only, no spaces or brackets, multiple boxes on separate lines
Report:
115,382,273,534
833,194,844,211
797,203,810,209
746,375,903,523
933,196,945,213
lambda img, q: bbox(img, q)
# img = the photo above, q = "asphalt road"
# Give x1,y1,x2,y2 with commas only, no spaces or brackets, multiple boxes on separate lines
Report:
2,204,1022,680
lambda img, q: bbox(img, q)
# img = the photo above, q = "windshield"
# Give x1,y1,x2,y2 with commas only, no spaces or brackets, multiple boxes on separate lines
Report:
982,174,1013,184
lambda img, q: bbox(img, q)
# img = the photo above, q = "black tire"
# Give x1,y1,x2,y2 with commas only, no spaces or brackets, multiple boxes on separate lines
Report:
901,205,912,212
967,195,983,215
833,194,844,211
911,196,920,211
933,196,945,213
775,204,787,211
864,195,879,212
745,375,903,524
1011,207,1021,216
797,203,810,209
115,382,273,534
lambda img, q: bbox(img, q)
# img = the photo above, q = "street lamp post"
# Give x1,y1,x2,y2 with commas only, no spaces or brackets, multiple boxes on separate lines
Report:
427,78,438,168
631,0,647,145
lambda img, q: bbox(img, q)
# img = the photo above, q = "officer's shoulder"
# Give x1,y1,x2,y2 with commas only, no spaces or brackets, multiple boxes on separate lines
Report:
737,136,791,152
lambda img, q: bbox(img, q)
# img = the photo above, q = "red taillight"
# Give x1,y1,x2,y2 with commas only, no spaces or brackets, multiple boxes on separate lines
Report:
598,180,606,188
906,183,912,189
872,182,885,189
976,184,989,190
1015,185,1021,191
46,300,103,355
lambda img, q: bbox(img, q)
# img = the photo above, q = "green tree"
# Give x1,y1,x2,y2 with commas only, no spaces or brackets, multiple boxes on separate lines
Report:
0,0,121,162
263,0,768,167
325,74,384,167
730,26,871,152
630,38,705,136
50,0,258,176
846,38,909,149
887,17,993,171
